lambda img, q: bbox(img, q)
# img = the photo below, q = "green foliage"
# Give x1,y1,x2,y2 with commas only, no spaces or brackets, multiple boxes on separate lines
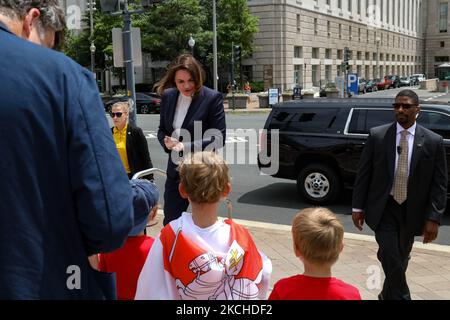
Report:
250,81,264,93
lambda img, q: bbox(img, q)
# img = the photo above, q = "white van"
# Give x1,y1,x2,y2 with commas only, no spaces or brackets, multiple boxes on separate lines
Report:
412,73,426,81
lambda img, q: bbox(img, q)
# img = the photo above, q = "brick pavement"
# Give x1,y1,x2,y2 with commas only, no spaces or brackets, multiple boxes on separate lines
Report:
146,213,450,300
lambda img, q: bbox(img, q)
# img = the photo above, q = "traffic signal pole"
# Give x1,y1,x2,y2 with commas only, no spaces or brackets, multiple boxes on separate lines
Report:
231,42,235,110
123,0,137,127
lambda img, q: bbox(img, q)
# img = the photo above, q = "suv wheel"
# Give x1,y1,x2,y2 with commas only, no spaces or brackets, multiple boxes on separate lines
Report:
297,164,341,204
140,105,149,114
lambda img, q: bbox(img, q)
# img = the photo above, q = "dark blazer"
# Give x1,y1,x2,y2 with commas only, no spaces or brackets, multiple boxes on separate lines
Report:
157,86,226,179
352,122,447,236
111,125,153,178
0,22,136,299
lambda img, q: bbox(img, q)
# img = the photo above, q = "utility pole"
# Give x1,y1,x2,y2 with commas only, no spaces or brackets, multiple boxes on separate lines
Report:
212,0,218,91
88,1,96,75
231,42,235,110
122,0,137,127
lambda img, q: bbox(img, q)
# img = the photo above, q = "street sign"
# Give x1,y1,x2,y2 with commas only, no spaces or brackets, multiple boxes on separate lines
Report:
112,27,142,67
293,86,302,100
347,73,359,96
268,88,279,106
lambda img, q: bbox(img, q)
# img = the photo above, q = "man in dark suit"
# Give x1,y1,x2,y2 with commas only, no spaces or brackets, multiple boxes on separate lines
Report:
0,1,140,299
352,89,447,300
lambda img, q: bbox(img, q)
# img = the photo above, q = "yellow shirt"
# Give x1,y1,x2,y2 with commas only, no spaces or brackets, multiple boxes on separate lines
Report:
113,124,131,174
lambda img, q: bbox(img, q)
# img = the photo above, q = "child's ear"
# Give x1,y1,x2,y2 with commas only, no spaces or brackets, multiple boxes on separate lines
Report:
149,205,158,221
339,241,344,253
178,183,189,199
224,182,231,197
293,242,301,258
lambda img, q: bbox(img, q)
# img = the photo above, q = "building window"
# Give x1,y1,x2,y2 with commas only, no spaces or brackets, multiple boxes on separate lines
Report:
349,26,352,40
326,0,330,5
366,0,369,17
441,41,446,48
296,14,301,32
435,56,450,63
440,3,448,33
312,65,320,87
387,0,390,24
294,65,303,85
358,28,361,41
338,0,342,9
367,29,369,42
339,24,342,39
365,52,370,60
357,51,362,60
337,49,343,59
312,47,320,59
314,18,318,35
294,46,303,58
380,0,383,21
348,0,352,12
357,0,361,15
327,21,331,37
325,65,332,82
325,48,332,59
373,52,377,61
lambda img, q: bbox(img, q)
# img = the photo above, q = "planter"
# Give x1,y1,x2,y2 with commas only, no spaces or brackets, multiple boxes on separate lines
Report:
302,93,315,99
282,93,293,102
326,90,340,98
226,95,248,109
258,95,269,108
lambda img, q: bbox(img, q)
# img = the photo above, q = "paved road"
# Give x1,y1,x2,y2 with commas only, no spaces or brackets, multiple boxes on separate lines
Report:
108,106,450,246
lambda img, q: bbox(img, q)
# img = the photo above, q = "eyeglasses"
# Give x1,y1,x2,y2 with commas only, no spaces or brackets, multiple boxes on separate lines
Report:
110,112,124,118
393,103,418,110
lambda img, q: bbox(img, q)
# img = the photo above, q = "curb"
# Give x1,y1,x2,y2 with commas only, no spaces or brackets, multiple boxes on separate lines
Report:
154,211,450,254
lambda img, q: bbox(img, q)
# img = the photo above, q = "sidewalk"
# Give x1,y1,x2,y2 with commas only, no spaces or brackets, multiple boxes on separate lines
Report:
147,213,450,300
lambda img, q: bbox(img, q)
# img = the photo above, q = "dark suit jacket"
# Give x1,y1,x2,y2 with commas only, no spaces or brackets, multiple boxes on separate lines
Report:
352,122,447,236
157,86,226,179
0,22,136,299
111,125,153,178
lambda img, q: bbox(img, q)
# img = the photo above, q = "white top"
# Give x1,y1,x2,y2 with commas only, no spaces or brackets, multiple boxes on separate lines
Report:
172,93,192,131
134,212,272,300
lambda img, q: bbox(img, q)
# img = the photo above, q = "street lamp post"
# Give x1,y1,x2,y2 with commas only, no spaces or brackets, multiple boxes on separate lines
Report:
88,1,96,75
188,35,195,56
212,0,218,91
376,37,381,79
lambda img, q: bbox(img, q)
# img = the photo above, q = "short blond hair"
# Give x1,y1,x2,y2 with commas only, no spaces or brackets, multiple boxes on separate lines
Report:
178,151,230,204
292,207,343,265
111,101,130,112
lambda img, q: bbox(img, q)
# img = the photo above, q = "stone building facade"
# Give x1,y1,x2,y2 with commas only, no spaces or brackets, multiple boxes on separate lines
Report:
246,0,427,91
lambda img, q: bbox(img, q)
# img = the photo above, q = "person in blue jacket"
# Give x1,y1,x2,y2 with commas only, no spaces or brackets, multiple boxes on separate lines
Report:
156,54,226,225
0,1,140,299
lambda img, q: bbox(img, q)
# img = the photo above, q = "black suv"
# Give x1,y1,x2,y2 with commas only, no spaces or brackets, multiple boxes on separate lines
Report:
258,99,450,204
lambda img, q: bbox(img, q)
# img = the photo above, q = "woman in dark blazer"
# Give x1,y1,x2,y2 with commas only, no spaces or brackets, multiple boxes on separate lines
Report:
156,54,226,225
110,101,153,179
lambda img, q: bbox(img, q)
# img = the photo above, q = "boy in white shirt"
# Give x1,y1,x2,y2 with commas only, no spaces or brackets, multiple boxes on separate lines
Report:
135,151,272,300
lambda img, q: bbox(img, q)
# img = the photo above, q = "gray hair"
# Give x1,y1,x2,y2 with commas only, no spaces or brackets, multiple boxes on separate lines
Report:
0,0,65,31
0,1,65,49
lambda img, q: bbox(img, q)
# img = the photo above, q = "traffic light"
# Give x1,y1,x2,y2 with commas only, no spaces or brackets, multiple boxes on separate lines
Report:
233,45,241,62
344,47,350,63
100,0,122,13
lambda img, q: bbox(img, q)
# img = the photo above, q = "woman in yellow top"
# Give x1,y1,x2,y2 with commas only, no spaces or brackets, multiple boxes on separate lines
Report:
110,101,153,179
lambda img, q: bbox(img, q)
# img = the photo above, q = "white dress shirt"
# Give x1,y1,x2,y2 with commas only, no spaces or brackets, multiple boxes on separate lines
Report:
172,93,192,131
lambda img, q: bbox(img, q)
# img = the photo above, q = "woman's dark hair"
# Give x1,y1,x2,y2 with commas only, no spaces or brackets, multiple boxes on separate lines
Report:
154,54,205,95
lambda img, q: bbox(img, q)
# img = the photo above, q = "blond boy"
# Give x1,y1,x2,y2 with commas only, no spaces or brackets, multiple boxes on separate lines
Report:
269,207,361,300
135,151,272,300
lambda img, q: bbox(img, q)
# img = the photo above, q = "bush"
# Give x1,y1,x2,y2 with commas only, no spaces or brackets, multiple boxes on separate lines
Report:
250,81,264,93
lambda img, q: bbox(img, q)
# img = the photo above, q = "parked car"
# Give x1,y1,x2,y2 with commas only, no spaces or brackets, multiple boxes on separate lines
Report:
258,99,450,204
365,79,379,92
399,76,412,87
412,73,426,82
377,77,392,90
135,92,161,114
358,79,367,93
386,75,401,88
103,92,161,114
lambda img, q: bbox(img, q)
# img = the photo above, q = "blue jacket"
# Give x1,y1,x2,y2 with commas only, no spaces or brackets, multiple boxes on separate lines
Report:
157,86,226,179
0,22,135,299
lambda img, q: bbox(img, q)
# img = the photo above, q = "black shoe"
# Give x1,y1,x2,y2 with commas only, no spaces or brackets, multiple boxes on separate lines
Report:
378,293,384,300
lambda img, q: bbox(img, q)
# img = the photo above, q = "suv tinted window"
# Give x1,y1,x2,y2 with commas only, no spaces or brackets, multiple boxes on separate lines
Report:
417,111,450,139
270,108,340,133
348,109,393,134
